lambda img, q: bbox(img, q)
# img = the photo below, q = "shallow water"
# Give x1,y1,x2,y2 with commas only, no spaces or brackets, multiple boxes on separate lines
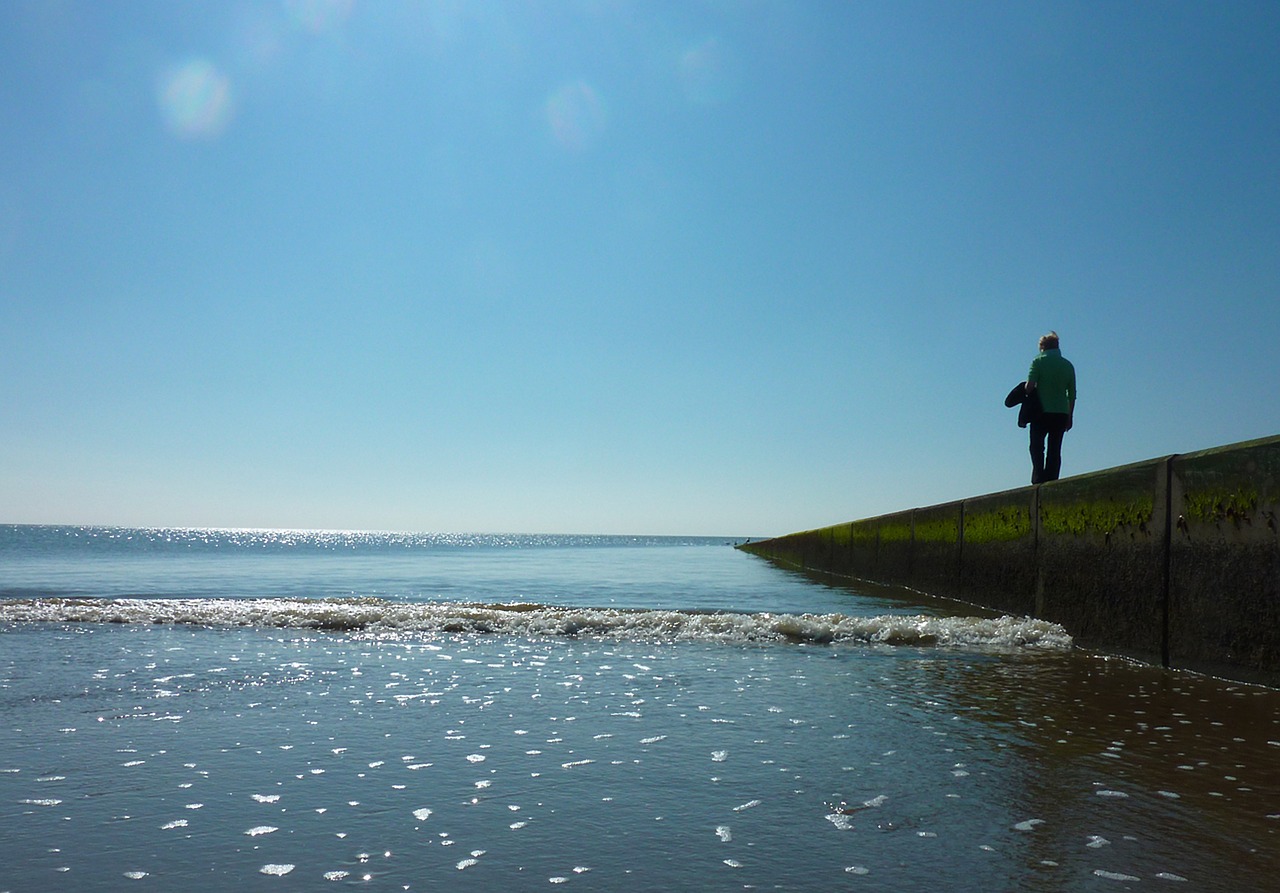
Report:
0,527,1276,891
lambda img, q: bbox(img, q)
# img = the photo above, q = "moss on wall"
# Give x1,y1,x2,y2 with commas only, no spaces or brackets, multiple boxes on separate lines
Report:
1039,495,1154,537
1184,486,1259,524
878,520,913,543
913,515,959,543
964,506,1032,544
850,523,877,545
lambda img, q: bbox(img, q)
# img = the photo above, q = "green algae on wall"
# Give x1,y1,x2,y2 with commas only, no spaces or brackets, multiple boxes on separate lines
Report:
849,523,877,545
1184,486,1259,524
1039,494,1154,537
963,506,1032,544
878,520,913,543
913,514,959,543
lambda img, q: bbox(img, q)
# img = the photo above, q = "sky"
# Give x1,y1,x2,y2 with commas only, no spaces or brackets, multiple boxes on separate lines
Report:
2,0,1278,537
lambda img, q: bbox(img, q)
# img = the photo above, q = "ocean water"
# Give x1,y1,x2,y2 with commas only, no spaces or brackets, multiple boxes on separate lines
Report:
0,526,1275,892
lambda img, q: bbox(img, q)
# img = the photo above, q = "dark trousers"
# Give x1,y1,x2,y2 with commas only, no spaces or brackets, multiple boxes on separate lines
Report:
1030,413,1070,484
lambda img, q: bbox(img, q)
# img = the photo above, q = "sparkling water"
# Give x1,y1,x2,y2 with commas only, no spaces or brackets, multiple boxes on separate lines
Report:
1,526,1275,891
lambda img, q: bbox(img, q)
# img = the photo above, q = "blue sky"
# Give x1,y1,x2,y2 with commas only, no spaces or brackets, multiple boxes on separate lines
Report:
2,1,1278,536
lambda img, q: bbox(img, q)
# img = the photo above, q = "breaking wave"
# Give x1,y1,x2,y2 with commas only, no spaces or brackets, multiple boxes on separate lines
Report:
0,598,1072,651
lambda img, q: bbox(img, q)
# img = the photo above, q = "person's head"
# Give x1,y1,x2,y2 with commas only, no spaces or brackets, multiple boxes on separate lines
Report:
1039,331,1060,351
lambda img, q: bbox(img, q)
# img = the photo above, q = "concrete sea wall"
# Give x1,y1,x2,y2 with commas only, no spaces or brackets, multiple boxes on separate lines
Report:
739,434,1280,686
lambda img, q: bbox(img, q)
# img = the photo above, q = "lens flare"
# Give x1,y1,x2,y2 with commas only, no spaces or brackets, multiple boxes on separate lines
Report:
157,59,234,140
679,36,740,106
545,81,607,152
286,0,354,35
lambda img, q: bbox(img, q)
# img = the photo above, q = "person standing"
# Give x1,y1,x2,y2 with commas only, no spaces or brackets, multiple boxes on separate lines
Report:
1026,331,1076,484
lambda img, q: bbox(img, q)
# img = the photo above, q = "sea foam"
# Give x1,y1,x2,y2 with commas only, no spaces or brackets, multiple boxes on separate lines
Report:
0,597,1072,651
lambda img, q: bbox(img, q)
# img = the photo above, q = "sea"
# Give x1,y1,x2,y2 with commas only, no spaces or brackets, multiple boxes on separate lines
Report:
0,525,1275,892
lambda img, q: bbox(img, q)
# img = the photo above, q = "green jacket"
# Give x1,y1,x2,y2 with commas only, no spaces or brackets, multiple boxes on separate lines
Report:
1027,349,1076,415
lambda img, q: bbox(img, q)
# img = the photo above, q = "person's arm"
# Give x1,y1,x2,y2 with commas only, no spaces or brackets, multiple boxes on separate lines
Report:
1065,373,1076,429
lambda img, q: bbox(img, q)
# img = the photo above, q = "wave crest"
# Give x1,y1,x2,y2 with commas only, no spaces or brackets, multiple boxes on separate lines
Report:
0,597,1072,651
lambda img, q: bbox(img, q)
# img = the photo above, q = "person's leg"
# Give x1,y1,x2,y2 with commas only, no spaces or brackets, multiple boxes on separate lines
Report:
1029,421,1047,484
1045,427,1065,481
1041,413,1068,481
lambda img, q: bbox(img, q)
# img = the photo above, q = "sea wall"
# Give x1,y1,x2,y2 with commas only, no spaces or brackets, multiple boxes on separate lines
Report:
739,434,1280,686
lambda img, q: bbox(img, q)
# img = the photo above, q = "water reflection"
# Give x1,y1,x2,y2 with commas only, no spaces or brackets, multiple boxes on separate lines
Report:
894,651,1279,886
765,563,1279,886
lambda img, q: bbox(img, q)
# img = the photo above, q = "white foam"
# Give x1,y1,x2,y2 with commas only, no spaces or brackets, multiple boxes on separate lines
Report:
0,598,1073,651
1094,870,1141,881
